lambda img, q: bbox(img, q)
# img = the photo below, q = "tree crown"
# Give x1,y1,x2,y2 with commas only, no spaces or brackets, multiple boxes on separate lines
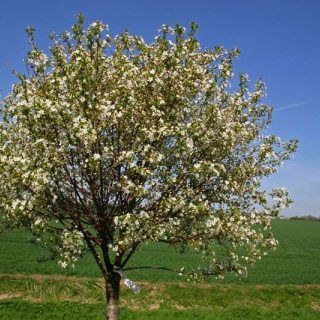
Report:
0,15,297,280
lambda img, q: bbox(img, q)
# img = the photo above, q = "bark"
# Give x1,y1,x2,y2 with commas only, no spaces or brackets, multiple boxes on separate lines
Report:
105,271,121,320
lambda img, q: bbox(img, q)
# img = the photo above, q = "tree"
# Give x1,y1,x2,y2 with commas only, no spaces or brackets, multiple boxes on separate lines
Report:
0,14,297,320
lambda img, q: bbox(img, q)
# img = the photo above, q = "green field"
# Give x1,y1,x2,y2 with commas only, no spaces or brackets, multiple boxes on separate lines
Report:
0,219,320,319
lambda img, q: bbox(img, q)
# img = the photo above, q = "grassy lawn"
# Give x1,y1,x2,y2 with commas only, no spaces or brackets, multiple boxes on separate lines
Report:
0,219,319,319
0,274,319,319
1,219,319,284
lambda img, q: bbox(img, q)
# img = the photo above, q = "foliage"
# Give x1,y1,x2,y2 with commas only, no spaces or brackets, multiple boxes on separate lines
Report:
0,14,297,318
290,215,320,221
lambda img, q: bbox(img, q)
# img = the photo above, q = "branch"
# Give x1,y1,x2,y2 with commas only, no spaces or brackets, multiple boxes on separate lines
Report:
122,266,180,274
120,243,139,268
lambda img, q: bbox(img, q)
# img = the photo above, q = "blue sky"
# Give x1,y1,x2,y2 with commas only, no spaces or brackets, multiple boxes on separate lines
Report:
0,0,319,217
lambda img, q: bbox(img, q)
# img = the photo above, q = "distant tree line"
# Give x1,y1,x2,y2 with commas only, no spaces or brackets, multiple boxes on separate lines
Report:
290,215,320,221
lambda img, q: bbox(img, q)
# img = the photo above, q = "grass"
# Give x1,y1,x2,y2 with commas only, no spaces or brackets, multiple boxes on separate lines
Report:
0,219,319,319
0,274,319,319
0,219,319,284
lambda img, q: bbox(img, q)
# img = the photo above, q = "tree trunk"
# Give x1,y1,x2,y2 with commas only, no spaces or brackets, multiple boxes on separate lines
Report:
105,271,121,320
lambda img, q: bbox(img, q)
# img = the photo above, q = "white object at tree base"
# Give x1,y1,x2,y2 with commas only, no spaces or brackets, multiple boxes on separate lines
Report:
113,266,141,294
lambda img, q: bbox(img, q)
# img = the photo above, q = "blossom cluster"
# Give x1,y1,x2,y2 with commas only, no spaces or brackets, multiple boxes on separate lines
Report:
57,229,86,268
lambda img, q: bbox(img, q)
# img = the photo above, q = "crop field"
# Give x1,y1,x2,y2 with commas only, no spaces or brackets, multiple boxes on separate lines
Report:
0,219,320,319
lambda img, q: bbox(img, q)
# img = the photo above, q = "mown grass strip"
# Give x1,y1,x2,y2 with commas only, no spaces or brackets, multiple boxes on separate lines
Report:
0,275,319,320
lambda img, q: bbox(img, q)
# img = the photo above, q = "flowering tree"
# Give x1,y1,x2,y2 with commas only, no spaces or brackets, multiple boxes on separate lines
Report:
0,14,297,320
